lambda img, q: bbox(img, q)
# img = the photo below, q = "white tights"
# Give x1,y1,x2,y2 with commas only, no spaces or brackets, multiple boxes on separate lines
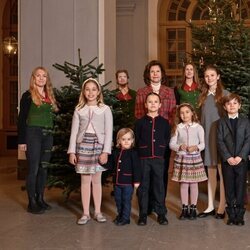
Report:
204,164,226,214
80,172,102,216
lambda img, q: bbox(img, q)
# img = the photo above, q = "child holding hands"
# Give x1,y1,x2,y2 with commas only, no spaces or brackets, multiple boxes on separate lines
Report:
170,103,207,220
68,78,113,225
217,93,250,225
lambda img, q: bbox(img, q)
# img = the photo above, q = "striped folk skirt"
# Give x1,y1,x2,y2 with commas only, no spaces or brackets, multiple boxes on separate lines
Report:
75,133,106,174
171,153,207,183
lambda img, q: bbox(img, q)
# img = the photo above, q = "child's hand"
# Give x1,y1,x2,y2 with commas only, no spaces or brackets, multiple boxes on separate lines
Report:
179,144,187,151
19,144,27,151
187,145,198,153
234,156,242,165
227,157,237,166
69,153,77,165
99,152,108,165
134,183,140,189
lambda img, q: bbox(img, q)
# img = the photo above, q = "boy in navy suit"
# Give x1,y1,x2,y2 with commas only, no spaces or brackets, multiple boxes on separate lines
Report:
135,92,171,225
217,93,250,225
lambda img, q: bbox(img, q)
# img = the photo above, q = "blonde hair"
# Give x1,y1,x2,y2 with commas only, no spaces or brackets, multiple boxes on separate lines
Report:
76,78,104,110
29,66,58,111
171,103,199,135
116,128,135,148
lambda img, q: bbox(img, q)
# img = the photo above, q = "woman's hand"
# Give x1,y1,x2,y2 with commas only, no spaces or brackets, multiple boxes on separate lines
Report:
99,152,108,165
69,153,77,165
18,144,27,151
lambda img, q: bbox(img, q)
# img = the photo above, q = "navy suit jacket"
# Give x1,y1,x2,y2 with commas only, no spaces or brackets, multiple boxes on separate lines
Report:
135,115,171,159
217,116,250,163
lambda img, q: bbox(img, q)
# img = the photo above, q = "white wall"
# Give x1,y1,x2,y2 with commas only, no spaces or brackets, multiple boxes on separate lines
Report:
18,0,158,95
116,0,148,90
99,0,116,88
19,0,99,95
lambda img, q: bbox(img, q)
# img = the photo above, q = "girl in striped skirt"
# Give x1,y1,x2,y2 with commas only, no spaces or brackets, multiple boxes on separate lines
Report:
68,78,113,225
170,103,207,220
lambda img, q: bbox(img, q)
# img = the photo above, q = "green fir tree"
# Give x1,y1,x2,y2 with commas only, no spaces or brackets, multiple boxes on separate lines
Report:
191,0,250,116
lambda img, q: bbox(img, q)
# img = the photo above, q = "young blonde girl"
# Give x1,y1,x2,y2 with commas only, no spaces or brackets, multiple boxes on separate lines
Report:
170,103,207,220
68,78,113,225
197,65,229,219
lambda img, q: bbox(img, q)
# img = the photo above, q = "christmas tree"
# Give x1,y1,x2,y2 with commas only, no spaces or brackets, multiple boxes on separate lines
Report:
46,50,118,198
190,0,250,116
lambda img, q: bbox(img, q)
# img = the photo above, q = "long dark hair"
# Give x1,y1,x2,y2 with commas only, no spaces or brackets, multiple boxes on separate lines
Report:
171,103,199,135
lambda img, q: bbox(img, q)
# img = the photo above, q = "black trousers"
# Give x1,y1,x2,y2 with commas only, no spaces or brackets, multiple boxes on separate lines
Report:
137,158,166,216
26,127,53,197
222,161,248,207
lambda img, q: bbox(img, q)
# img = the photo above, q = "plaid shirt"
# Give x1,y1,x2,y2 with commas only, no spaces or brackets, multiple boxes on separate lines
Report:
135,85,176,123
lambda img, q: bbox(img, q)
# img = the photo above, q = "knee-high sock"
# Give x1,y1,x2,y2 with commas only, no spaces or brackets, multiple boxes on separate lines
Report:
180,182,189,205
204,166,217,212
190,182,198,205
217,163,226,214
81,174,91,216
92,171,102,215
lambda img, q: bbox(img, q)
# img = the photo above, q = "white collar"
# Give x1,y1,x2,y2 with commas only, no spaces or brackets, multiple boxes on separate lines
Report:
179,122,198,128
228,113,239,119
207,90,216,96
151,83,161,93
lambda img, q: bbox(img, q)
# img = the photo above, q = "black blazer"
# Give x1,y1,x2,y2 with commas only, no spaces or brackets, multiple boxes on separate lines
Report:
106,148,141,186
135,115,171,159
217,116,250,162
17,91,32,144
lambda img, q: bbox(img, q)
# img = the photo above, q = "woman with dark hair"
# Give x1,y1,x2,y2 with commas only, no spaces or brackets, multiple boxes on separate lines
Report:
135,60,176,122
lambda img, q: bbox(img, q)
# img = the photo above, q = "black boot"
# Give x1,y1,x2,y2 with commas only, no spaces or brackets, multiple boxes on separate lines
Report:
179,205,189,220
226,206,235,225
189,204,197,220
27,197,45,214
235,206,245,226
36,194,52,210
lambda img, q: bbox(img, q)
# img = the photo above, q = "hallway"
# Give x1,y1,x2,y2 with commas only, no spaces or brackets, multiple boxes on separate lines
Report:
1,156,250,250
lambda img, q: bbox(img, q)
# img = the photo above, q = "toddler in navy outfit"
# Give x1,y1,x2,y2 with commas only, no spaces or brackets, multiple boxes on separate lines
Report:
106,128,141,225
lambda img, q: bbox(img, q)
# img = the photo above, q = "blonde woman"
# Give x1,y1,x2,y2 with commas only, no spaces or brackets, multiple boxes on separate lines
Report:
18,66,58,214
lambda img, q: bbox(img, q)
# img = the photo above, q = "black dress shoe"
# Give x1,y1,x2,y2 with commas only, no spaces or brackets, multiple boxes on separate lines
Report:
226,218,235,225
157,215,168,225
235,219,245,226
113,216,121,225
138,215,147,226
116,220,130,226
197,209,215,218
215,212,225,219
